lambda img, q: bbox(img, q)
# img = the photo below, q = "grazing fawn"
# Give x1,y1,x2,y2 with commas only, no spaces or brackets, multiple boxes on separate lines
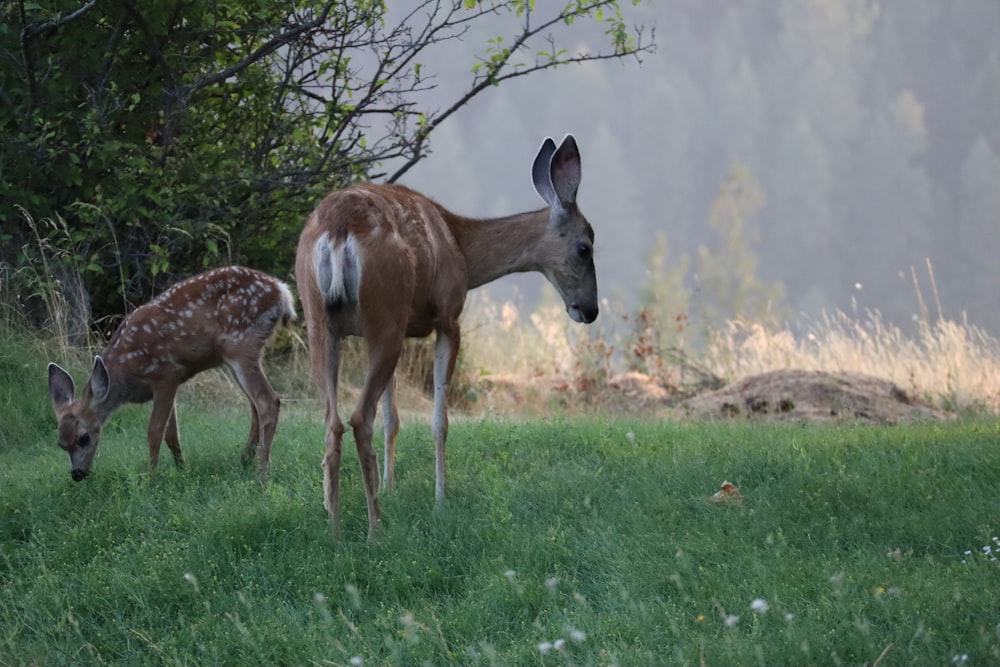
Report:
47,266,296,481
296,135,598,538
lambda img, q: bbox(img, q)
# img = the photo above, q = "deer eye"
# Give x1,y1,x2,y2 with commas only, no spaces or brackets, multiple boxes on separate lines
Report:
77,433,92,448
576,242,592,261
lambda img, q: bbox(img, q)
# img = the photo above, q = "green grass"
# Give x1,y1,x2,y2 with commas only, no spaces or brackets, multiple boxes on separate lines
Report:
4,344,1000,665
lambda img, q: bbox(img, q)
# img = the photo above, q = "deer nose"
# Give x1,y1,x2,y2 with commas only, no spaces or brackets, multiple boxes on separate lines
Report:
570,303,599,324
71,468,89,482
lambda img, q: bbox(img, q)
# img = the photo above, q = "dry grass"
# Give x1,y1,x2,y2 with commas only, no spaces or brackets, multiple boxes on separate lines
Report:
7,223,1000,418
451,286,1000,416
706,312,1000,413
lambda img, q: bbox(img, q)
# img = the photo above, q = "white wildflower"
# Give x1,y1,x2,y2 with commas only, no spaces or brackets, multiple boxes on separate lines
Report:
750,598,769,614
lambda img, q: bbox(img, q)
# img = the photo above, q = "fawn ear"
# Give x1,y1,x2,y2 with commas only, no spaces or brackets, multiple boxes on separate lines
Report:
48,363,76,413
87,356,111,403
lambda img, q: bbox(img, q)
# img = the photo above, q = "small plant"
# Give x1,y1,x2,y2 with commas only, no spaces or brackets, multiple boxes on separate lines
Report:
960,535,1000,564
571,329,614,403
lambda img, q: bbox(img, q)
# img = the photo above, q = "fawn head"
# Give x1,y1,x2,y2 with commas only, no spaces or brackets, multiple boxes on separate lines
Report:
48,359,112,481
531,134,598,324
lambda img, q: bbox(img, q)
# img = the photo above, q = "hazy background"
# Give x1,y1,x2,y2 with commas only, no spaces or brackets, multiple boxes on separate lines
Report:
386,1,1000,337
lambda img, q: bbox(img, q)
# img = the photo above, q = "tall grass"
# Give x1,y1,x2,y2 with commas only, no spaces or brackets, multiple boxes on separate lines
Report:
455,274,1000,415
706,310,1000,413
6,208,108,355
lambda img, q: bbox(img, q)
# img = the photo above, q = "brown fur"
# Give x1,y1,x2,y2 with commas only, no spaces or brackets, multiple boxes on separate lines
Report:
296,136,597,539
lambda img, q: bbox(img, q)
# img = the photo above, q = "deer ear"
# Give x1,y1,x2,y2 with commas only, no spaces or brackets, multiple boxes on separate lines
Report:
532,137,558,206
88,356,111,403
549,134,581,206
48,362,76,412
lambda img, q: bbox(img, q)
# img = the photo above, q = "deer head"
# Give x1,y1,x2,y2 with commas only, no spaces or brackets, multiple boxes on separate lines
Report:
48,358,116,481
531,135,598,324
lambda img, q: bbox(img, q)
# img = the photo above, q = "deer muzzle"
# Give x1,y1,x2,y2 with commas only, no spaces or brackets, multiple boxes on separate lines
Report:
569,302,599,324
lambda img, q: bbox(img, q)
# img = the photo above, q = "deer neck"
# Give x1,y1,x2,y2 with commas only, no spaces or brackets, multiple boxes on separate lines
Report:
93,348,151,417
447,208,551,289
82,380,126,425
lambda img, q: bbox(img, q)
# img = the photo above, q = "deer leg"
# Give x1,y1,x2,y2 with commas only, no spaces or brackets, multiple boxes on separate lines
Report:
241,401,261,467
351,333,404,540
432,328,460,504
228,358,280,481
322,335,345,537
147,385,180,470
381,374,400,489
164,402,185,469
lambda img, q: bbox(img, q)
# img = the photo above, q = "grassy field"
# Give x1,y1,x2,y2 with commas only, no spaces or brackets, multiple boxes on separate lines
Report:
3,338,1000,666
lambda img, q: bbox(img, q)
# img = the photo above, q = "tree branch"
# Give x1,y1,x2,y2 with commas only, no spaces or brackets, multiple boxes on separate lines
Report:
21,0,97,41
185,1,338,96
387,0,655,182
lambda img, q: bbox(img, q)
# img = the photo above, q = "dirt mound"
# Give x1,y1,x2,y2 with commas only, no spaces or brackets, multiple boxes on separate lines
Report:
681,368,948,424
465,368,949,423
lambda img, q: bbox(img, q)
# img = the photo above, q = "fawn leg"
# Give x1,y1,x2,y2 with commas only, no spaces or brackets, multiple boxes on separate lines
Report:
147,385,180,470
228,358,280,480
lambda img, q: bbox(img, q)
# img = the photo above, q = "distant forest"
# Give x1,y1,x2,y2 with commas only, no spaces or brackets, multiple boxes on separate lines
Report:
4,1,998,337
404,1,1000,336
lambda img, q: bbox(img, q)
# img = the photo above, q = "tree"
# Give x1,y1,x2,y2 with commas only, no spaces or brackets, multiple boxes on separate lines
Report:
694,162,786,328
955,136,1000,331
1,0,654,322
842,90,932,323
764,113,835,313
636,231,691,352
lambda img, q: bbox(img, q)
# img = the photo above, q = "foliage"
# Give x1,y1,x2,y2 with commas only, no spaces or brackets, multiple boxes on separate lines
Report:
0,0,653,321
635,232,691,350
607,164,785,395
694,162,786,330
4,373,1000,665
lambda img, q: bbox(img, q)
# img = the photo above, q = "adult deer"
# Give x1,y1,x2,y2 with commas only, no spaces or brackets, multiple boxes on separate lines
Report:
296,135,597,538
47,266,295,482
